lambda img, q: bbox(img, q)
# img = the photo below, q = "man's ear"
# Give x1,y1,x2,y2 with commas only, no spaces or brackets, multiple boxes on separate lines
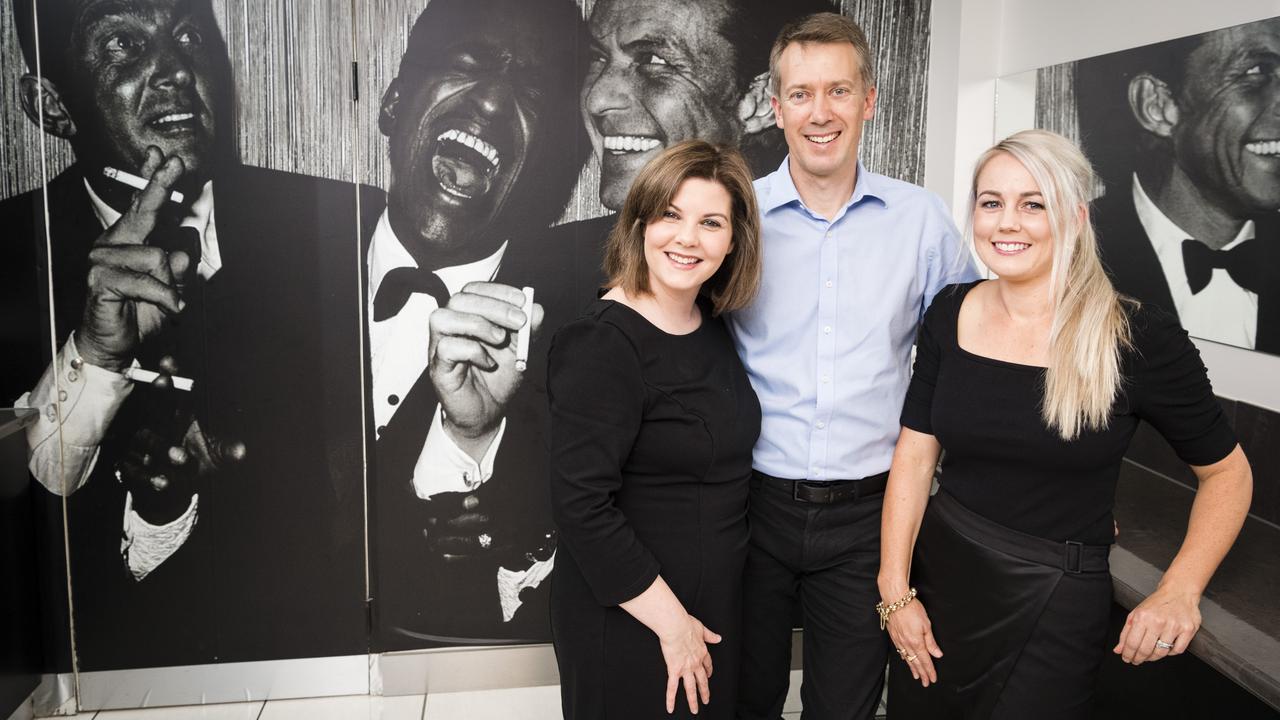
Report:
19,75,76,139
1127,72,1179,139
378,78,401,138
737,70,775,136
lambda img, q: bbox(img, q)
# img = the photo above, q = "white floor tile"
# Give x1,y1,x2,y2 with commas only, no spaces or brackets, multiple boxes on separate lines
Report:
423,685,560,720
94,701,263,720
258,694,423,720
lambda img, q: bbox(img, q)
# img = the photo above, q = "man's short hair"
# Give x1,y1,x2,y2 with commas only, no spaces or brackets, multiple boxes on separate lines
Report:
603,140,762,315
11,0,75,81
768,12,875,97
720,0,834,97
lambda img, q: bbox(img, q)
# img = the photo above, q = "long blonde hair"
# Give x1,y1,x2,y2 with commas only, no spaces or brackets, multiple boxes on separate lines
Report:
970,129,1132,440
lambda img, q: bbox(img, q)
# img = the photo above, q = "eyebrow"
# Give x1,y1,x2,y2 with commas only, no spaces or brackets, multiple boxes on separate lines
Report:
76,0,153,32
976,190,1043,198
669,202,729,221
620,33,690,61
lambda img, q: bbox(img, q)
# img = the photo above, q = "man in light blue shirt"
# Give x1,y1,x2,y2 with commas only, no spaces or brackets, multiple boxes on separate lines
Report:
729,13,979,720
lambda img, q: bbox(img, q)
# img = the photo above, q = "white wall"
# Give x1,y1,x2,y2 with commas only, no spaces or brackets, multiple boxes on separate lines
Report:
925,0,1280,412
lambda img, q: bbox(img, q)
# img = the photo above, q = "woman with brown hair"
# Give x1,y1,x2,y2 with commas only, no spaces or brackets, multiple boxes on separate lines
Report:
879,129,1252,718
547,140,762,719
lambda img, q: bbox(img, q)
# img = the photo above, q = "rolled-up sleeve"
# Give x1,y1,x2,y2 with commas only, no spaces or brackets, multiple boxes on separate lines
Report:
547,318,660,606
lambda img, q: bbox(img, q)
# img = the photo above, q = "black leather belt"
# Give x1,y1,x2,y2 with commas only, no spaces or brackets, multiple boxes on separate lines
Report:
754,470,889,504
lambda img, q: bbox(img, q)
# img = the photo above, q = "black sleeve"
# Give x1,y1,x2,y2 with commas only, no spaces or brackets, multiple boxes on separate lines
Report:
1130,307,1238,466
547,318,661,606
900,292,948,434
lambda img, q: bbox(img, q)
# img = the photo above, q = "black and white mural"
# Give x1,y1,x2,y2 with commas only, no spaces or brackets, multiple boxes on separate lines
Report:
1,0,934,669
1035,17,1280,356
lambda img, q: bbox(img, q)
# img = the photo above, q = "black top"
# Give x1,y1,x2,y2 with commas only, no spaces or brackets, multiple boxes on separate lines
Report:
901,281,1237,545
547,297,760,719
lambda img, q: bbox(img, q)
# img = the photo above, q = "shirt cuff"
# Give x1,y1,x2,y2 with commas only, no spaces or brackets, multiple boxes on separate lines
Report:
121,490,200,581
16,335,132,496
496,551,556,623
410,404,507,499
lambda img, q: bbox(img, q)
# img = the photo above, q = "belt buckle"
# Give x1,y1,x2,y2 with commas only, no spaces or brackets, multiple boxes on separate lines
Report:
1063,540,1083,574
792,481,829,503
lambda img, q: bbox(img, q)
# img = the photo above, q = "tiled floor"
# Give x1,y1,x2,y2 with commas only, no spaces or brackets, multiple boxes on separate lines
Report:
47,670,880,718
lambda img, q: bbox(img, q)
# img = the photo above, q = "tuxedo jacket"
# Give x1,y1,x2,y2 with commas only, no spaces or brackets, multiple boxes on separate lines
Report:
370,213,610,649
1092,190,1280,355
0,164,383,671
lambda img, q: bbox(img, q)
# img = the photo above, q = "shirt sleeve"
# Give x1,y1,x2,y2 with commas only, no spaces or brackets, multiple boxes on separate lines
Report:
15,335,132,496
921,193,982,316
410,404,507,499
1130,307,1238,466
900,293,948,435
547,318,660,606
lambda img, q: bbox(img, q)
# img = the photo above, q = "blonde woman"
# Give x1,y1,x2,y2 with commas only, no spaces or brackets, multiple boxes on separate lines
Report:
878,129,1252,719
547,141,762,719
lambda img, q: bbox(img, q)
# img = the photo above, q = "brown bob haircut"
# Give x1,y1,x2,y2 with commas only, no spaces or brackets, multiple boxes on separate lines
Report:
602,140,762,315
769,12,875,98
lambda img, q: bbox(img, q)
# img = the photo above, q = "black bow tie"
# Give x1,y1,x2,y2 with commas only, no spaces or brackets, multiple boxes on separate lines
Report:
372,266,450,321
1182,239,1264,295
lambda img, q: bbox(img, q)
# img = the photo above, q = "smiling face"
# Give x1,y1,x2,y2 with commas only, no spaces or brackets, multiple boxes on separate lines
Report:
972,152,1055,284
583,0,741,211
384,0,569,259
62,0,225,181
643,176,735,300
1170,19,1280,215
771,41,876,185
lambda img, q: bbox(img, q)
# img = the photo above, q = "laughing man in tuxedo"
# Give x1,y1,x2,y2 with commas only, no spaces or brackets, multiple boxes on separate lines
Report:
1079,18,1280,353
366,0,589,646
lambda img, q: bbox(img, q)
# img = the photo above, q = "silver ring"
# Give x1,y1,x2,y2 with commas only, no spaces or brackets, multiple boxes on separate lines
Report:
1154,639,1174,651
478,533,493,549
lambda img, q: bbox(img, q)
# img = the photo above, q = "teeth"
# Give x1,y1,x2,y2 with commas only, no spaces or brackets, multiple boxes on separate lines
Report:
435,128,501,169
1246,140,1280,156
807,132,838,144
667,252,699,265
154,112,194,125
994,242,1029,252
603,135,662,153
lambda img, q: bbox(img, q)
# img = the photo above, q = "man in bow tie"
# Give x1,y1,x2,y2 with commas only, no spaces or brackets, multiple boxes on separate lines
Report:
1,0,377,670
366,0,589,646
1078,18,1280,353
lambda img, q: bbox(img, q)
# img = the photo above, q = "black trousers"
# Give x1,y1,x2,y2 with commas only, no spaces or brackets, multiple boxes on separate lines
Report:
887,490,1112,720
737,472,890,720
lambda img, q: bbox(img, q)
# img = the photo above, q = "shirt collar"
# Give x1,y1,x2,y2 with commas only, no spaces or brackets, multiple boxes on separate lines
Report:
367,208,508,300
760,156,886,217
85,177,215,233
1131,173,1254,268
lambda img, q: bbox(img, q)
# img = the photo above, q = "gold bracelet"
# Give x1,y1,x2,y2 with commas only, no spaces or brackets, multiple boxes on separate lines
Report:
875,587,917,631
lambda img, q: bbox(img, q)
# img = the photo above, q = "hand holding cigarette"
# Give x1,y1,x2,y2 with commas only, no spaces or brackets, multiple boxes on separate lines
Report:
428,281,544,454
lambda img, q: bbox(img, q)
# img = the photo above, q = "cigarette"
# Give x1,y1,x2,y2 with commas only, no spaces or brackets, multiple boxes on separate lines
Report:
103,167,185,204
123,367,194,391
514,286,534,373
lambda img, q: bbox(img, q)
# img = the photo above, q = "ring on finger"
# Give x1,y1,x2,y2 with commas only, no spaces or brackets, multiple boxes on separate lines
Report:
903,654,918,663
1154,639,1174,651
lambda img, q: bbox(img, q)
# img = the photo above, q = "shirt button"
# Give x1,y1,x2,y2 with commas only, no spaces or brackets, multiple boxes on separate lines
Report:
70,357,84,370
825,280,833,288
58,390,68,402
388,394,400,406
376,425,386,436
816,421,826,429
821,375,830,383
823,326,832,334
46,404,57,421
67,370,79,382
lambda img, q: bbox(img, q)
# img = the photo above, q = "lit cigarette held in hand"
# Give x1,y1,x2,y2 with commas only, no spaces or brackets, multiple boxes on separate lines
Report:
123,367,194,391
103,167,185,204
515,286,534,373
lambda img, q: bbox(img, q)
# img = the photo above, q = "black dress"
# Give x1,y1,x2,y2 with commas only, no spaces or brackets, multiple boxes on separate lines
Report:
547,298,761,720
889,281,1237,720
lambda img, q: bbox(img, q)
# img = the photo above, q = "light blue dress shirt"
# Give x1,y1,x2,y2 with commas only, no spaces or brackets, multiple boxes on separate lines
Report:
727,158,980,482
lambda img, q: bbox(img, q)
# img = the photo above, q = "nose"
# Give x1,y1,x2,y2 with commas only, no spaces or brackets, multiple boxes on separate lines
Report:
583,58,634,119
997,204,1021,232
675,219,700,247
810,92,832,124
147,37,194,91
470,74,514,120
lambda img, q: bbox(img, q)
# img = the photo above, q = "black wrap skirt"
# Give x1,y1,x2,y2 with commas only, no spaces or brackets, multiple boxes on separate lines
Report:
887,489,1113,720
